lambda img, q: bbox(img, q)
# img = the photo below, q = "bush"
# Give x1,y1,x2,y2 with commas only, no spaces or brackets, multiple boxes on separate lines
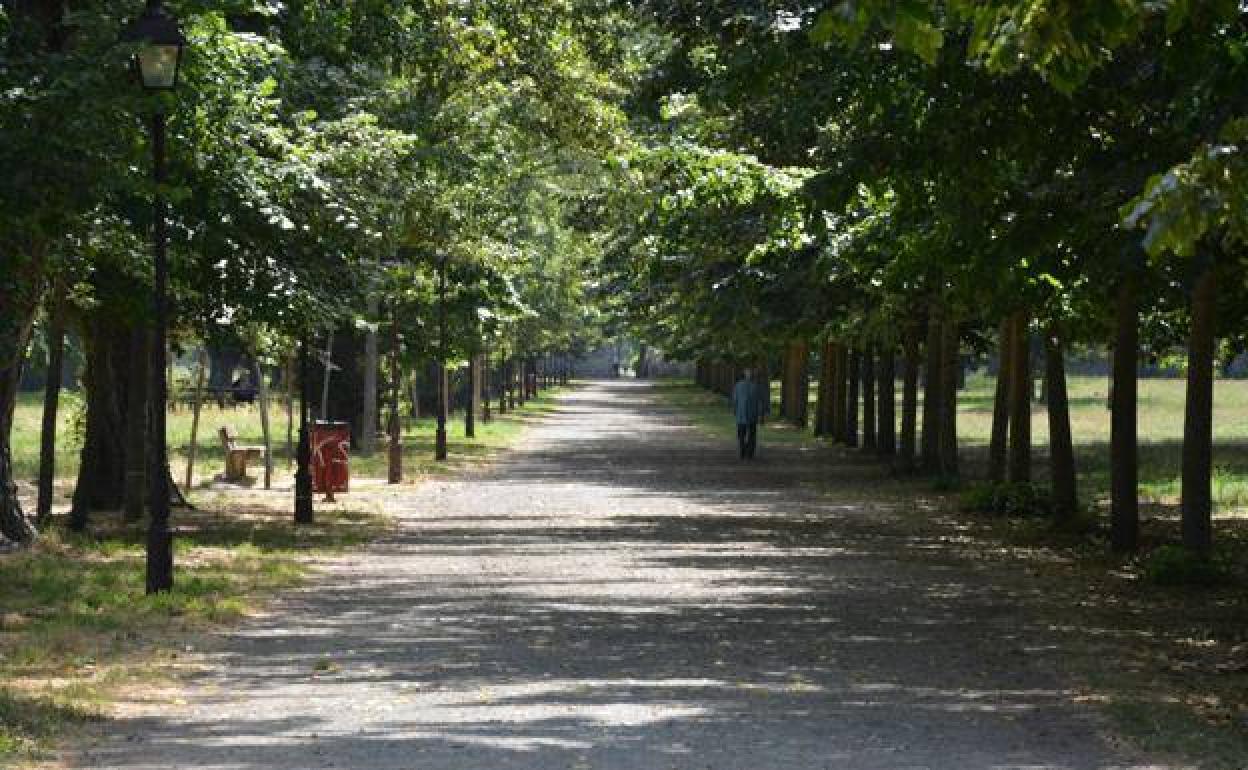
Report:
1141,545,1234,587
959,481,1055,518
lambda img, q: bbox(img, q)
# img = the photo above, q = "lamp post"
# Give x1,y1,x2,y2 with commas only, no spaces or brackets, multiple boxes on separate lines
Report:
123,0,185,595
294,336,314,523
435,251,448,461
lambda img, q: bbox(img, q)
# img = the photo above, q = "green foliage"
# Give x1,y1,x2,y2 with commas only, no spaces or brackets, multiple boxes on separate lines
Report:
959,481,1056,518
1141,544,1235,587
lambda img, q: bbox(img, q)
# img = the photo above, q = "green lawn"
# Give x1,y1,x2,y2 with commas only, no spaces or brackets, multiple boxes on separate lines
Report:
10,388,564,496
746,373,1248,516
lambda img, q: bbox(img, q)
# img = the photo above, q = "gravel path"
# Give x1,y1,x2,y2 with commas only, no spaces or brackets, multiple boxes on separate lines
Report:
75,380,1175,770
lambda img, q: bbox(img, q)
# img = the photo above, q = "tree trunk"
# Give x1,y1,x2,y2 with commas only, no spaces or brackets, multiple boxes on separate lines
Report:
988,317,1012,483
254,359,273,490
789,342,809,428
0,269,42,544
36,290,66,528
123,327,149,521
184,349,206,491
1181,266,1217,555
466,354,480,438
1007,309,1032,482
1045,326,1077,520
847,348,860,447
815,342,833,436
1111,277,1139,551
862,345,877,451
69,316,130,531
877,349,896,457
899,326,920,473
359,301,379,456
833,343,848,442
938,316,959,478
921,305,943,473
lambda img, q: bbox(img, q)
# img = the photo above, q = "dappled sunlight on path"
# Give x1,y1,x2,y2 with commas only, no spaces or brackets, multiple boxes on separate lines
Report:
74,381,1177,770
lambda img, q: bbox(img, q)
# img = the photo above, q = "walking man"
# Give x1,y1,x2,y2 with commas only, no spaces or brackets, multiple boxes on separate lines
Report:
732,368,763,459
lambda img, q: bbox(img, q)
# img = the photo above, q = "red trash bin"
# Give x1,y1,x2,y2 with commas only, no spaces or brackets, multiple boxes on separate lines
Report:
311,421,350,500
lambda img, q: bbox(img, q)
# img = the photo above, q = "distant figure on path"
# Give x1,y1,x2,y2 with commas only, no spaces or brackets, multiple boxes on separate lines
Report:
732,368,763,459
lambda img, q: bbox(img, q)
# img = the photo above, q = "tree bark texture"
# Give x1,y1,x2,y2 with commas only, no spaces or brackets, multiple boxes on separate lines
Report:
69,315,131,531
36,290,66,527
921,307,943,473
832,344,848,443
877,350,896,456
814,343,832,436
359,301,379,456
1007,310,1032,483
1044,327,1077,520
0,257,42,543
847,348,861,447
988,317,1012,483
1111,277,1139,551
938,316,959,478
1181,267,1217,555
861,346,876,451
123,327,149,521
899,327,919,472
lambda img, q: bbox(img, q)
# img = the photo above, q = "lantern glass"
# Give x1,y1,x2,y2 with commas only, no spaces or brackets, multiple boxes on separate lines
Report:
136,43,181,90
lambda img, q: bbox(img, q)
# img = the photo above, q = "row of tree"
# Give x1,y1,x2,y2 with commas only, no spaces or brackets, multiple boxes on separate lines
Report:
1,0,644,546
602,1,1248,558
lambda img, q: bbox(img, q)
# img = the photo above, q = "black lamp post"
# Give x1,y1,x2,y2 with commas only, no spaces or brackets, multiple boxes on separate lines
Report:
435,251,448,461
123,0,184,595
294,336,314,523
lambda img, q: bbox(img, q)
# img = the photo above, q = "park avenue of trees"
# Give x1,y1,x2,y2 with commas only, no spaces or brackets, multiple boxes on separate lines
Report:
3,0,1248,627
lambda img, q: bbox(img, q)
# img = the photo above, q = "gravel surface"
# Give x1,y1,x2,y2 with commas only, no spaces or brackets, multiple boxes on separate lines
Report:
74,380,1179,769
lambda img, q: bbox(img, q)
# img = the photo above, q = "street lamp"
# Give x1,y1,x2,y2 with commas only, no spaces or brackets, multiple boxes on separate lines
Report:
122,0,185,595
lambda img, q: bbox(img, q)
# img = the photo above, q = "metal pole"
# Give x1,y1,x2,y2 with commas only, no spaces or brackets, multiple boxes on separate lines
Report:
294,336,314,523
145,109,173,594
435,253,448,461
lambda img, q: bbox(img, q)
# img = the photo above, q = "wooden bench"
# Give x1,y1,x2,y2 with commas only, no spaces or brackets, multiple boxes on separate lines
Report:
218,427,265,481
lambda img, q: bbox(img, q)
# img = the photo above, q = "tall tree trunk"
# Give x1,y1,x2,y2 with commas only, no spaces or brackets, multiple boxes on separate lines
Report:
862,346,877,451
921,305,943,473
69,316,130,531
123,327,149,521
184,349,206,491
789,342,809,428
0,264,42,543
36,289,66,528
833,343,848,442
899,326,920,473
359,299,379,456
988,317,1012,483
878,349,896,457
938,316,959,478
1182,266,1217,556
466,355,480,438
254,359,273,490
1111,277,1139,551
1007,309,1032,482
1045,326,1077,520
847,348,860,447
814,343,830,436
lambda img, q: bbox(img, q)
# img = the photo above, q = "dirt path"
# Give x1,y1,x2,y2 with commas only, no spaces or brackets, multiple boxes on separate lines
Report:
73,381,1175,769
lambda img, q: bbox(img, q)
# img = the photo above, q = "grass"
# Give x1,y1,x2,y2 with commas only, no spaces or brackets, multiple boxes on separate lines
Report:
10,387,567,494
661,377,1248,768
2,384,565,766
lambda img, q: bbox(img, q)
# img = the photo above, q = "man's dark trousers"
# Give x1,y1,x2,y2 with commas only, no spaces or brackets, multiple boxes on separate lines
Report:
737,422,757,459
